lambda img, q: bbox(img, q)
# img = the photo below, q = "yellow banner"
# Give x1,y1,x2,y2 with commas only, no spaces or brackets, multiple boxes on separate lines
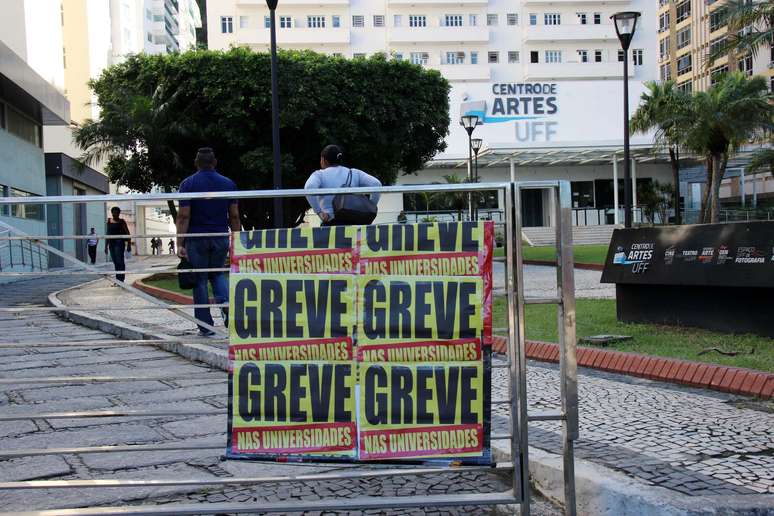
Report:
229,274,355,343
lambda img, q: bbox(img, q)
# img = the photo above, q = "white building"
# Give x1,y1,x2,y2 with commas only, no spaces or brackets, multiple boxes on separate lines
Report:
207,0,670,228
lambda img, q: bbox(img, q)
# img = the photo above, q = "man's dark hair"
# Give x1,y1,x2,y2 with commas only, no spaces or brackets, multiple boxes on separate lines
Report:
110,206,121,215
321,144,343,165
195,147,216,169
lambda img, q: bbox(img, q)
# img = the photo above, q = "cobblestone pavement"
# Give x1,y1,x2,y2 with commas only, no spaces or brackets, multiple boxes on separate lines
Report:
0,277,561,515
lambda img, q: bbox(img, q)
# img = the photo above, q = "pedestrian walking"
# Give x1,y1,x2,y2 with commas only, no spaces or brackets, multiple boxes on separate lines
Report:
176,147,241,337
104,207,131,282
150,237,158,255
86,228,98,264
168,239,175,255
305,144,381,226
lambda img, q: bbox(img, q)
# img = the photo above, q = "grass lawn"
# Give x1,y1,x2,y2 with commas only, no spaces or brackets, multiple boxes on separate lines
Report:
493,244,609,265
493,296,774,372
143,275,213,298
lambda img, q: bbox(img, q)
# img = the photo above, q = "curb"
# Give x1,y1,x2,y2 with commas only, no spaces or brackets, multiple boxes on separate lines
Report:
491,445,774,516
492,337,773,400
47,281,229,371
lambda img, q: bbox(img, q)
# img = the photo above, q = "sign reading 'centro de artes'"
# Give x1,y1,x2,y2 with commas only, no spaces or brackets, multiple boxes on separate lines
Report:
226,222,494,464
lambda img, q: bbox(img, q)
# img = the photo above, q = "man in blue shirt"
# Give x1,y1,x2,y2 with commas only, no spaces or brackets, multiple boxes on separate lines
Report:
176,148,241,336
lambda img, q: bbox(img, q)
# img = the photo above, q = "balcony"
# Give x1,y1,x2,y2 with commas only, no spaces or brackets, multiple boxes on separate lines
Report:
523,24,617,42
389,26,489,44
435,64,491,81
523,0,627,4
389,0,486,4
237,28,351,46
236,0,349,4
523,62,633,80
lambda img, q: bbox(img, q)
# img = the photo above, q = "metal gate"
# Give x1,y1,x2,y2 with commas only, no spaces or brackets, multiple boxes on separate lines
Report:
0,181,578,515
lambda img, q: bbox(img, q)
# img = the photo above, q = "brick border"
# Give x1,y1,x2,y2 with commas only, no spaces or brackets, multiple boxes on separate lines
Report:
492,336,773,399
133,278,194,305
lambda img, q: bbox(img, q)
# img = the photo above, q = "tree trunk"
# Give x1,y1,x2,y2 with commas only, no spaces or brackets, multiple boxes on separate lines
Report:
163,186,178,223
669,146,681,225
709,152,728,223
700,156,713,223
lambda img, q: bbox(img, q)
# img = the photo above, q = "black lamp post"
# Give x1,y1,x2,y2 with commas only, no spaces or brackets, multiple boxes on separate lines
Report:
460,115,479,220
471,138,483,219
267,0,283,227
611,11,640,228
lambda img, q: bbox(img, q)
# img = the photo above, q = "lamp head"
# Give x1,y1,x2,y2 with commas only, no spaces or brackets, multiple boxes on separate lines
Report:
460,114,479,135
471,138,483,154
611,11,640,51
265,0,279,9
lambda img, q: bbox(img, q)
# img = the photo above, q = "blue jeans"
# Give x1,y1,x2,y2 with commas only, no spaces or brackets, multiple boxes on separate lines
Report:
185,237,229,331
108,241,126,282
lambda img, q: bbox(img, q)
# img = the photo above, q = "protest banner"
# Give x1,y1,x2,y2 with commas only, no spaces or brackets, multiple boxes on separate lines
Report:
231,226,357,274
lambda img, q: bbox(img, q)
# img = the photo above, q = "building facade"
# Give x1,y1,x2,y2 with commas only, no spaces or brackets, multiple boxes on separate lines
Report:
657,0,773,92
207,0,673,226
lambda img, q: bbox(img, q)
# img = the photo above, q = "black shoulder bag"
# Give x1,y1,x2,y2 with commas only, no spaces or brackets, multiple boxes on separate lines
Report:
332,168,378,225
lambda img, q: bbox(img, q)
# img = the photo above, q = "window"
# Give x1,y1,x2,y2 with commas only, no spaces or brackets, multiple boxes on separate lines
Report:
710,10,727,32
352,15,364,27
545,50,562,63
393,53,403,60
676,1,691,22
618,49,625,62
146,32,152,43
409,15,427,27
470,51,478,64
444,14,463,27
544,13,561,25
738,54,753,75
487,14,498,26
5,105,41,147
677,53,692,74
659,0,668,6
529,13,537,26
632,49,643,65
264,16,270,28
307,15,325,28
469,14,477,26
709,36,726,57
333,52,343,58
239,15,249,29
508,51,520,63
571,181,595,208
711,65,728,84
353,53,366,59
488,51,499,63
659,37,670,60
530,51,539,63
445,51,466,64
677,80,692,93
577,12,587,25
146,8,152,20
373,15,384,27
410,52,429,65
62,47,66,68
659,12,670,32
280,16,292,28
332,15,340,27
507,13,518,25
220,16,233,33
593,12,601,24
676,27,691,49
577,49,588,63
394,14,402,27
660,63,672,81
8,188,44,221
594,49,603,62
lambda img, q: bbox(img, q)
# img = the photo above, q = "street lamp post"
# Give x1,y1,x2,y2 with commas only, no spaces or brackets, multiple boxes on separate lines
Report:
471,138,483,220
267,0,283,227
612,11,640,228
460,115,479,221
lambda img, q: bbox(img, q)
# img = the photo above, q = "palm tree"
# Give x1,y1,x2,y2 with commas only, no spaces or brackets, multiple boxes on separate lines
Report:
709,0,774,62
683,72,773,223
630,81,693,225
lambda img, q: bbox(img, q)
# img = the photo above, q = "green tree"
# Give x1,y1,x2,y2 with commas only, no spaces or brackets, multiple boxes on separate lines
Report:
75,48,450,228
630,81,692,225
709,0,774,62
683,72,773,223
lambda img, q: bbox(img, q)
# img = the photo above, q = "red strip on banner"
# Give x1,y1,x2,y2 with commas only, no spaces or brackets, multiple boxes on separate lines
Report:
230,248,355,273
482,221,494,344
359,424,484,460
232,422,356,455
229,337,354,361
358,251,480,276
357,338,481,362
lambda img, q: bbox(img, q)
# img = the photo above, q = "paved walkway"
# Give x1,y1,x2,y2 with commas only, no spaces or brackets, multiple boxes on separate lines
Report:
51,260,774,506
0,276,563,514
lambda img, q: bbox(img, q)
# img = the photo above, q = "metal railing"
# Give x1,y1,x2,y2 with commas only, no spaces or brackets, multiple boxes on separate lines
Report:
682,208,774,224
0,182,579,516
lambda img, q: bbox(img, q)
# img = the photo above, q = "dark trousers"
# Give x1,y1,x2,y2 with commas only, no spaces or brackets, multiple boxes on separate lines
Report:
87,245,97,264
108,241,126,282
185,237,229,331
